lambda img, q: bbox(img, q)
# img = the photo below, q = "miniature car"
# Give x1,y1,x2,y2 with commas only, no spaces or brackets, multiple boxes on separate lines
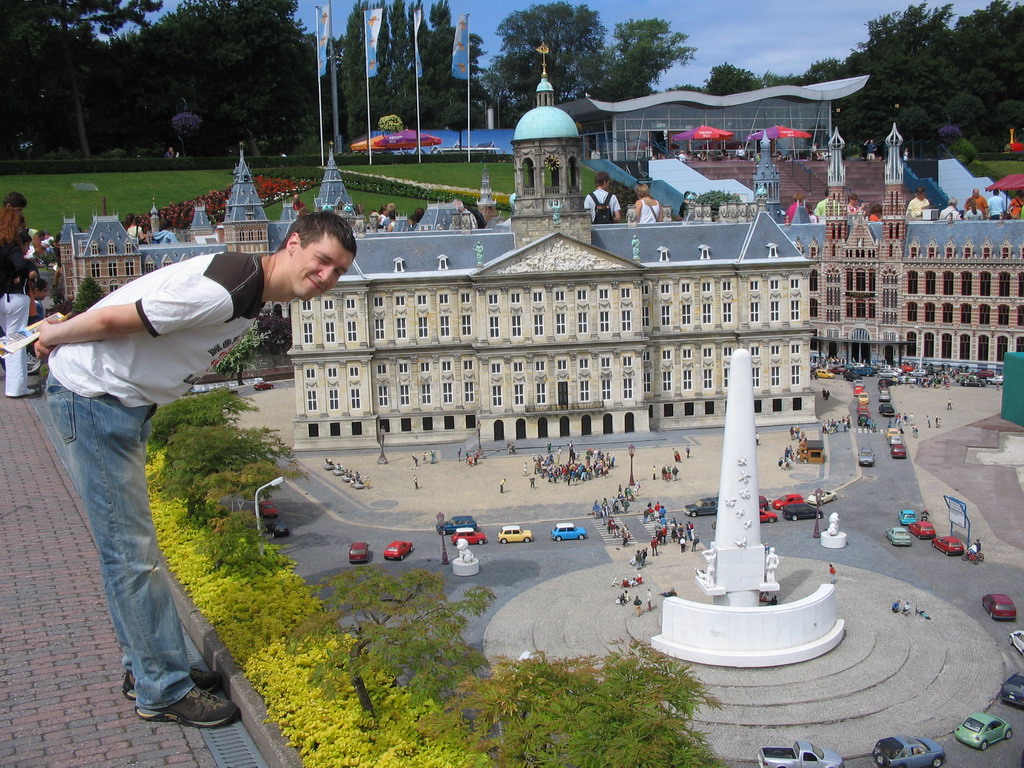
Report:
878,403,896,417
999,671,1024,706
258,500,279,519
858,448,875,466
348,541,370,564
253,381,274,390
976,369,996,379
551,523,587,541
890,444,907,459
872,736,944,767
264,520,290,537
907,520,935,539
807,490,837,505
771,493,805,510
886,527,912,546
932,536,964,555
815,369,835,378
684,497,718,517
450,527,487,545
783,503,822,521
1012,630,1024,657
982,593,1017,620
991,374,1005,384
954,712,1012,750
760,509,779,524
437,515,478,535
498,525,533,543
898,509,917,525
383,540,414,560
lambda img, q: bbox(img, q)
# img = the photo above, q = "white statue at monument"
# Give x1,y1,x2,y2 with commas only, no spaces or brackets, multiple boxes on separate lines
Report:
827,511,840,537
452,537,480,576
765,547,780,584
700,542,718,586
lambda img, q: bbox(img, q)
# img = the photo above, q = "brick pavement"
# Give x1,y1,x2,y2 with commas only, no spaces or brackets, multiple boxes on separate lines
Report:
0,394,217,768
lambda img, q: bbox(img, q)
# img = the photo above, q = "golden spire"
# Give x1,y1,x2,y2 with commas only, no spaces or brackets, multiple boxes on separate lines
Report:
535,43,549,78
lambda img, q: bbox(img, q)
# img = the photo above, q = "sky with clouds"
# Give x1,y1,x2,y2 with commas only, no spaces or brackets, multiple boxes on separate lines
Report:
154,1,995,87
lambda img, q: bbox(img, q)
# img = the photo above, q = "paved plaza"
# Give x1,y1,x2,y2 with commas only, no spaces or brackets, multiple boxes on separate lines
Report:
2,375,1021,766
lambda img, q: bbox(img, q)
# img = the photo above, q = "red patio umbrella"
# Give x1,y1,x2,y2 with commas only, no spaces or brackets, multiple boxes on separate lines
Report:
672,125,734,141
746,125,812,141
986,174,1024,191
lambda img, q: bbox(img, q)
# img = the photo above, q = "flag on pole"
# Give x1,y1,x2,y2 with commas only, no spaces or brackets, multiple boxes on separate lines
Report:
365,8,384,78
413,8,423,79
452,13,469,79
316,6,330,77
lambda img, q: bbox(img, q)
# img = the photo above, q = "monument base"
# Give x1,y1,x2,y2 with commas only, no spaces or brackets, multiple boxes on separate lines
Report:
652,584,844,667
820,532,848,549
452,560,480,577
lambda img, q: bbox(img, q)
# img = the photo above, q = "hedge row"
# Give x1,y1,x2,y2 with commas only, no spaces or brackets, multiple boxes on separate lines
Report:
147,454,476,768
0,152,511,177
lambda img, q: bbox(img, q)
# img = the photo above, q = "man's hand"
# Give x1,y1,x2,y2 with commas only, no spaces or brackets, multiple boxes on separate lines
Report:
36,304,145,358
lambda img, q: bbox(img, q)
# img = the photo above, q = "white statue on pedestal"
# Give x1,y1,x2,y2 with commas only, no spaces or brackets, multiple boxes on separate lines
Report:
699,542,718,586
765,547,780,584
456,537,477,565
827,512,840,537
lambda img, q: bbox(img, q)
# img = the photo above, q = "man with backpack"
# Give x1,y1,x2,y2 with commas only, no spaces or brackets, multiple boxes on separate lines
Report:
584,171,621,224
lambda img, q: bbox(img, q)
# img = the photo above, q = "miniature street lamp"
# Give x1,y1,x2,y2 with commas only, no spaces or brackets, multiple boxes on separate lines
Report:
376,414,388,464
628,443,636,487
812,487,823,539
254,476,284,555
437,512,449,565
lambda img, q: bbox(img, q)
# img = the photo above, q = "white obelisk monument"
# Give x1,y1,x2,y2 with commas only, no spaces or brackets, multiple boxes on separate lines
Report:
652,349,844,667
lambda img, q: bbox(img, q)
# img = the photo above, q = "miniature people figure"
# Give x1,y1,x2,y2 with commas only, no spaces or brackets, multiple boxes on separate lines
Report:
702,542,718,585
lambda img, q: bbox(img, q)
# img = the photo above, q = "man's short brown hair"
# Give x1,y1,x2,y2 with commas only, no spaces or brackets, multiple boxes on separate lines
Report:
286,211,357,258
594,171,611,187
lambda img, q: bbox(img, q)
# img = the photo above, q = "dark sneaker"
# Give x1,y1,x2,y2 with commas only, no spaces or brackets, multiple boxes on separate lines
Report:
122,667,223,701
135,687,239,728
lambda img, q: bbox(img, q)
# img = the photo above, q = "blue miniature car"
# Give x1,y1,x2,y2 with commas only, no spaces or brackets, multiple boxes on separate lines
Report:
551,523,587,541
898,509,918,525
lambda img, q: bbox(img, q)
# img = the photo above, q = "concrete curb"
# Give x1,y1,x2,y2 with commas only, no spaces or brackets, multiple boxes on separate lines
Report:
170,574,303,768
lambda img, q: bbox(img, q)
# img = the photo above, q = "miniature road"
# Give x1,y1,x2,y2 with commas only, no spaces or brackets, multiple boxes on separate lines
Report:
242,379,1024,767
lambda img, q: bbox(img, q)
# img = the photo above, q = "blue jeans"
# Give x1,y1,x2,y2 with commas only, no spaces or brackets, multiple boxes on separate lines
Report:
46,376,192,709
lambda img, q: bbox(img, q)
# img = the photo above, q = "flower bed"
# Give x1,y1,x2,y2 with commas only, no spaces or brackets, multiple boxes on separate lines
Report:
159,175,319,229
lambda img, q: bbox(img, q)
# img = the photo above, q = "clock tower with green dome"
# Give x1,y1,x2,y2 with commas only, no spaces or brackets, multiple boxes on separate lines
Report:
511,50,589,245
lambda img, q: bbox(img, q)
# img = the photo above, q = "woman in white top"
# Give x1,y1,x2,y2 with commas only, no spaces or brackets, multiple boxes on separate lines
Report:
634,184,662,223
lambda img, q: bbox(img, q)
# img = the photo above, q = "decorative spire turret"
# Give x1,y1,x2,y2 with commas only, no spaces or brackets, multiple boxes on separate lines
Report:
827,127,846,190
884,123,904,187
751,135,782,222
315,142,353,211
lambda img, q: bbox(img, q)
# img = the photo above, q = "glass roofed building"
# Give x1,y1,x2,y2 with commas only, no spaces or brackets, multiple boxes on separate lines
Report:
558,76,869,162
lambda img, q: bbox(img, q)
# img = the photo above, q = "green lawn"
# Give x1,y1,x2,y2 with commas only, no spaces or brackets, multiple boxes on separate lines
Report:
4,163,528,235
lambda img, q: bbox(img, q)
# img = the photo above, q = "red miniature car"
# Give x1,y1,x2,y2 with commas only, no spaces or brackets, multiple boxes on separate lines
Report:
907,520,936,539
760,509,779,524
890,444,907,459
771,493,805,509
932,536,965,556
253,381,274,391
348,542,370,564
383,541,414,561
450,528,487,545
982,593,1017,620
258,500,279,519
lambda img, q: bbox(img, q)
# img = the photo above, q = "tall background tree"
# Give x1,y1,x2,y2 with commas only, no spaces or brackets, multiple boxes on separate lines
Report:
22,0,162,158
485,2,605,122
593,19,695,103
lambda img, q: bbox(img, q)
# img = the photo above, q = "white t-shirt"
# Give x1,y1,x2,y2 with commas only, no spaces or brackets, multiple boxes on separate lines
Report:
51,251,266,407
584,188,621,222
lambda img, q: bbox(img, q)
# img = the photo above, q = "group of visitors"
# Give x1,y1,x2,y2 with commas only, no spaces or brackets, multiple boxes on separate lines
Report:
534,446,615,485
907,187,1024,221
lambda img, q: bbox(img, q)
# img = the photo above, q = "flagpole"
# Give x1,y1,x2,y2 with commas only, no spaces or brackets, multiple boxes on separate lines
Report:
316,6,325,166
364,11,373,166
328,0,340,152
465,14,471,163
414,10,422,163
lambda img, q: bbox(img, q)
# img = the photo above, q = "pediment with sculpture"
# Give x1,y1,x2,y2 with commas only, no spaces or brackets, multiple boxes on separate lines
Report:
484,234,639,276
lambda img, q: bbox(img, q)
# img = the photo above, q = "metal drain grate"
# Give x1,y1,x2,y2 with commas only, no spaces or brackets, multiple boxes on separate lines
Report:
185,636,269,768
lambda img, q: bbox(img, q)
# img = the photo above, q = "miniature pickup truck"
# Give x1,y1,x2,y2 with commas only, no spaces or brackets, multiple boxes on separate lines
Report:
759,741,844,768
